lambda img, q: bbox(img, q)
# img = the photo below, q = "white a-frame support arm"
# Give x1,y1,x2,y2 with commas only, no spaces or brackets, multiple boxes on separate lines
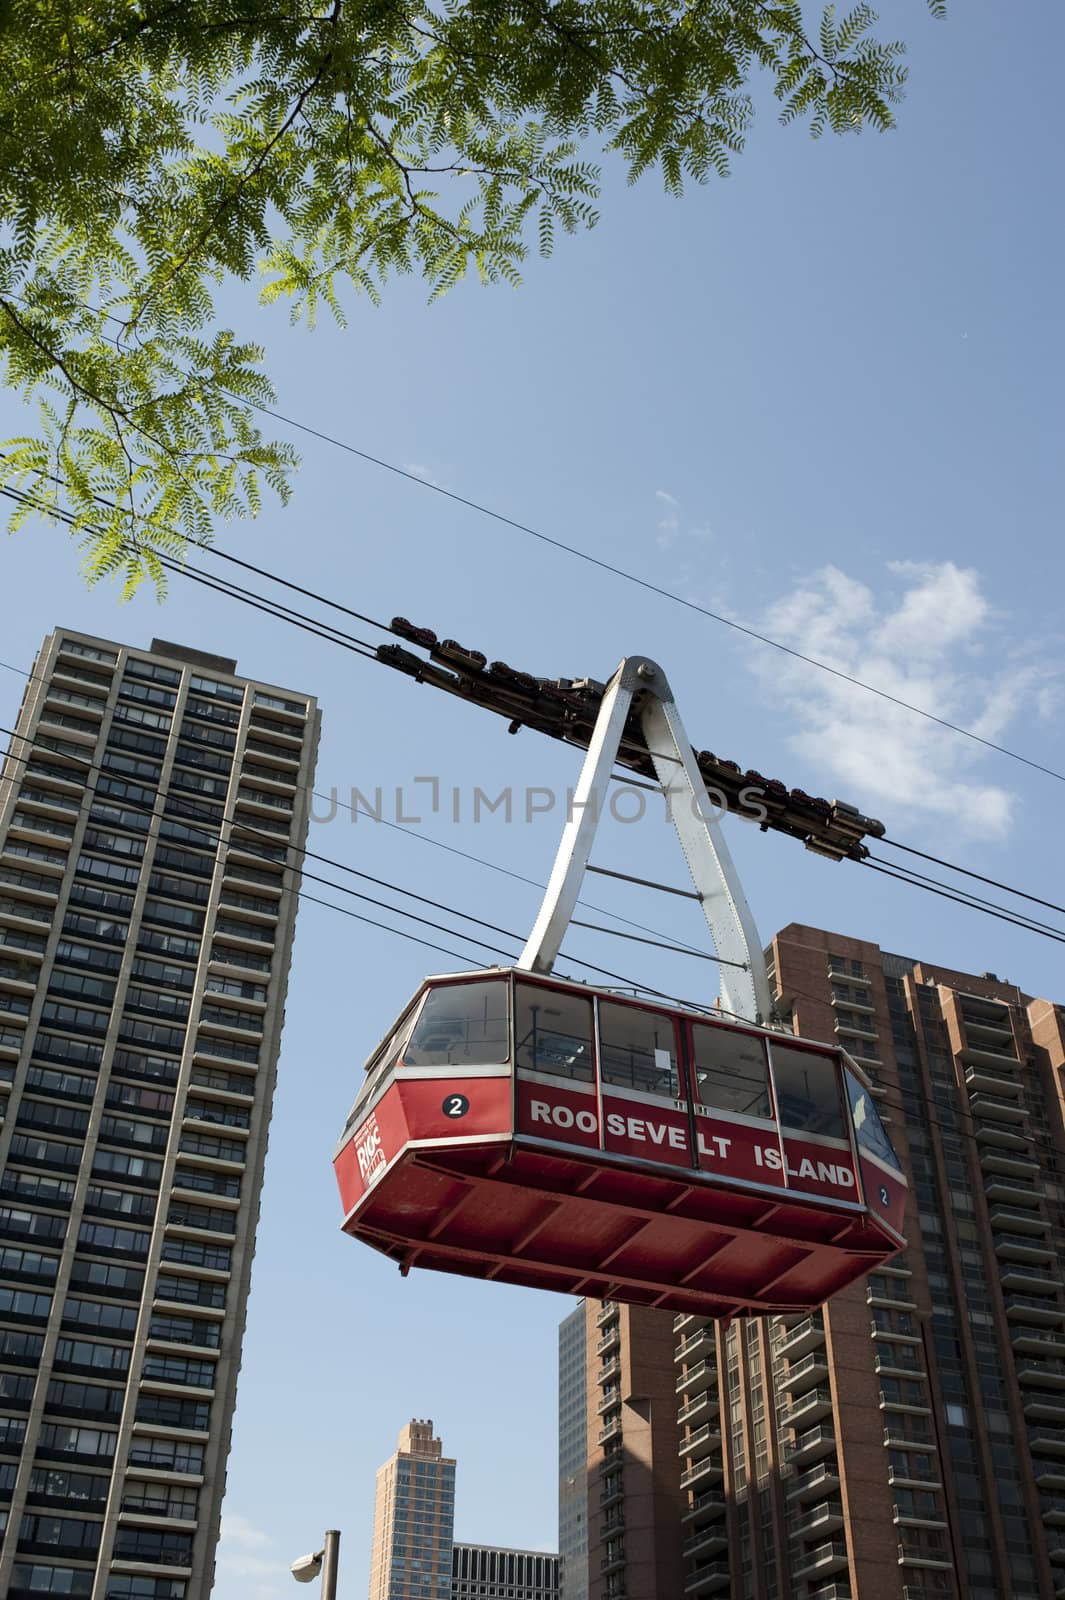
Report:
517,656,773,1026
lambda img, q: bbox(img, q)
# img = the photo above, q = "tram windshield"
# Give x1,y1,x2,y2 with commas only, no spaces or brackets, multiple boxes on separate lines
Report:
403,979,509,1067
846,1070,902,1171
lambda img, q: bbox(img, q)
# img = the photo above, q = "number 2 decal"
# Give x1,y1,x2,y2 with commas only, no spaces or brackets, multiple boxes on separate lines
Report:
443,1093,470,1118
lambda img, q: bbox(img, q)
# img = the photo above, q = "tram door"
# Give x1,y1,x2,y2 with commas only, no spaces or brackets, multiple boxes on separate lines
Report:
597,999,691,1169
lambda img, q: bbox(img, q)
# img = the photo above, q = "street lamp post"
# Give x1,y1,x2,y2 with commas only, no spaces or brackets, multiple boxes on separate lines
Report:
290,1529,341,1598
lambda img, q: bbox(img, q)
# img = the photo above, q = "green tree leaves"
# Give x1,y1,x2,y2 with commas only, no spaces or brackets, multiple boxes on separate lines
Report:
0,1,943,590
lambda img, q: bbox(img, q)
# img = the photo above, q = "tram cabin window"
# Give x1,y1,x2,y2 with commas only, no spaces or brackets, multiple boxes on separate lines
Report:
770,1043,846,1138
403,981,509,1067
347,1006,417,1127
515,984,594,1082
846,1071,902,1170
691,1023,771,1119
599,1002,679,1097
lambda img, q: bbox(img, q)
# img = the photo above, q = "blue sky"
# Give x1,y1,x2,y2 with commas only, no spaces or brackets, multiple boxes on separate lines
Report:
2,1,1064,1593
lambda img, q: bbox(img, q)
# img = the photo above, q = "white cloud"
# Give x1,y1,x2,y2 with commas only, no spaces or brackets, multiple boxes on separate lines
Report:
654,488,713,551
215,1512,287,1600
403,461,449,491
745,561,1057,839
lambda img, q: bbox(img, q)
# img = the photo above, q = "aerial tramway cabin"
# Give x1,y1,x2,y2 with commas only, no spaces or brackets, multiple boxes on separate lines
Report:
333,967,907,1319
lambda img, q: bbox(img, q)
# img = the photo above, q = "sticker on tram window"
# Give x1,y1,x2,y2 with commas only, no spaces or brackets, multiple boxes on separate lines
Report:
442,1093,470,1119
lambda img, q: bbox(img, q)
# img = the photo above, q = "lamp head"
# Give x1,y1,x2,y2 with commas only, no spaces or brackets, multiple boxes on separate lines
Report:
290,1552,324,1583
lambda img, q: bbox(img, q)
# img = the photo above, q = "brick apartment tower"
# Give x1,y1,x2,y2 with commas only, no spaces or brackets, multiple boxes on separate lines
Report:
582,922,1065,1600
369,1419,457,1600
0,629,319,1600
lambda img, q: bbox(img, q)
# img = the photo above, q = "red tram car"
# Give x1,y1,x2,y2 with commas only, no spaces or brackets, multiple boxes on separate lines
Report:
334,968,907,1319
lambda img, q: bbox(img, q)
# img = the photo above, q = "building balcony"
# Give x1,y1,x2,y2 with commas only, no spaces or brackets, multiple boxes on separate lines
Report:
674,1312,695,1333
781,1388,834,1431
965,1059,1022,1095
597,1328,621,1357
893,1508,947,1532
1042,1500,1065,1526
678,1390,717,1427
675,1326,716,1365
1018,1362,1065,1389
1014,1329,1065,1359
776,1317,826,1362
806,1586,851,1600
1035,1462,1065,1491
683,1561,730,1595
600,1357,621,1382
676,1359,715,1394
980,1146,1039,1180
887,1467,942,1491
991,1204,1048,1234
683,1491,728,1528
834,1019,879,1042
679,1423,723,1462
598,1417,622,1445
597,1301,619,1327
882,1427,935,1451
1006,1296,1065,1327
787,1461,842,1502
792,1499,845,1540
1023,1391,1065,1422
996,1233,1056,1265
975,1118,1032,1151
1001,1265,1063,1296
683,1524,728,1561
793,1542,848,1582
970,1092,1027,1124
880,1392,931,1418
827,964,870,986
600,1551,626,1577
896,1543,952,1570
831,993,876,1014
874,1354,926,1380
1031,1427,1065,1457
984,1176,1042,1207
680,1456,725,1491
788,1425,838,1466
600,1478,624,1510
868,1286,918,1311
597,1391,621,1416
782,1350,831,1394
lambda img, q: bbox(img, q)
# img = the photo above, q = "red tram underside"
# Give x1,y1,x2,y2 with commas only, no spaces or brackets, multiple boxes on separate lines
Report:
334,1072,906,1319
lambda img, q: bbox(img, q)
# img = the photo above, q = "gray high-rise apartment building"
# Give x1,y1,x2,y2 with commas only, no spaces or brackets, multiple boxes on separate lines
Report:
580,922,1065,1600
0,628,318,1600
369,1420,457,1600
558,1303,587,1600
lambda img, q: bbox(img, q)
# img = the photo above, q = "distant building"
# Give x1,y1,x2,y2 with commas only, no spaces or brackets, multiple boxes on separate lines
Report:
369,1419,457,1600
577,923,1065,1600
452,1544,560,1600
558,1303,588,1600
0,628,319,1600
